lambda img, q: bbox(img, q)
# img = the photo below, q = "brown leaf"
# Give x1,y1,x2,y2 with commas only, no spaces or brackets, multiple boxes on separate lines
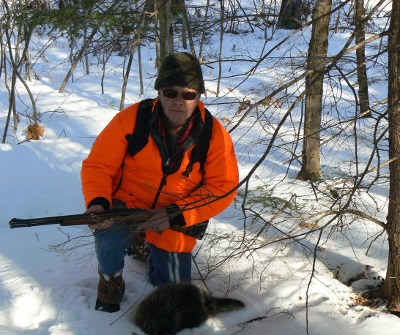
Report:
26,124,45,140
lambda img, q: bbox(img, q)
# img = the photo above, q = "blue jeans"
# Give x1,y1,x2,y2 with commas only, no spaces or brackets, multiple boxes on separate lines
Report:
147,243,191,286
94,224,133,275
94,200,192,285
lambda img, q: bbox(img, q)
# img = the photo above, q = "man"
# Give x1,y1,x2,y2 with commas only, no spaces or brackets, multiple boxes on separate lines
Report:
81,52,238,313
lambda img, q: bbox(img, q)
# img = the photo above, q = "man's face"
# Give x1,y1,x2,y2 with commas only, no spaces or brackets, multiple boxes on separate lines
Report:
158,86,200,133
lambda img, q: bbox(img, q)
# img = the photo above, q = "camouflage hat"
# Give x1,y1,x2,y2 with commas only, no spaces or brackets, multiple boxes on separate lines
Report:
154,52,205,93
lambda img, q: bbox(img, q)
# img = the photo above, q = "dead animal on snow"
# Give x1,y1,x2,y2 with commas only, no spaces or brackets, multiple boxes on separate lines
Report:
133,282,245,335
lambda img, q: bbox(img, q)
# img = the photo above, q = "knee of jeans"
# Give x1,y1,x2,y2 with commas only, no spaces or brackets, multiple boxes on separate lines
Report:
147,250,192,286
94,226,132,246
94,226,132,271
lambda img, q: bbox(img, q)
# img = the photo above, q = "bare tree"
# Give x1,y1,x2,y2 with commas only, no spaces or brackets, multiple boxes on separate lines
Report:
297,0,332,181
383,0,400,313
59,29,98,93
119,2,148,110
1,0,39,143
156,0,174,65
216,0,225,96
355,0,370,117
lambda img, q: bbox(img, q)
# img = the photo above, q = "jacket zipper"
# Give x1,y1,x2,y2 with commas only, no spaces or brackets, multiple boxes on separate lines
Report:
151,173,167,209
149,110,197,209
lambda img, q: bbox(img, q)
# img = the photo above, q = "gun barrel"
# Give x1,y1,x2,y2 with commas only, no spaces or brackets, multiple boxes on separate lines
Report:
9,214,81,228
9,218,61,228
9,208,152,229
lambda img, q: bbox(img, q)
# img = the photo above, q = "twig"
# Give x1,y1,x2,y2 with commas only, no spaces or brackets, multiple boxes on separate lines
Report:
110,283,149,326
321,157,397,191
306,229,324,335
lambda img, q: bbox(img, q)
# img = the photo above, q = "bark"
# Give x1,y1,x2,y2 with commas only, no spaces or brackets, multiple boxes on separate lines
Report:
199,0,210,58
216,0,225,96
297,0,331,181
120,41,137,111
157,0,174,63
277,0,303,30
138,38,144,95
153,0,161,69
355,0,370,117
384,0,400,312
181,2,196,55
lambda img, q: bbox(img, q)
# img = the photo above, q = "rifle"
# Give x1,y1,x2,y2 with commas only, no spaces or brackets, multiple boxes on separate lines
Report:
9,208,208,239
9,208,153,229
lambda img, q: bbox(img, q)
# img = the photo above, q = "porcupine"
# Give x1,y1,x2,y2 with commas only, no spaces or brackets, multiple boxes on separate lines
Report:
133,282,245,335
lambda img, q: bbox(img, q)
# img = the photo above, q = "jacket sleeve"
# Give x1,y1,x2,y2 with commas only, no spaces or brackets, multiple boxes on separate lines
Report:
81,105,136,209
171,117,239,226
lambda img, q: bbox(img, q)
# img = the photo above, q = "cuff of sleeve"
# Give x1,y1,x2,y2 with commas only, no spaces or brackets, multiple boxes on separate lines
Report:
166,203,186,227
87,197,110,211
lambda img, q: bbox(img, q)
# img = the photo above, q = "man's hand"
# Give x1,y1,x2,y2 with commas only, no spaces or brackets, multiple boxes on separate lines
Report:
137,208,170,233
84,205,115,230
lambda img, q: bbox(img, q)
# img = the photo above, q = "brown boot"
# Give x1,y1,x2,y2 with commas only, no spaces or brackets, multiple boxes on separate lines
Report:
95,271,125,313
129,232,150,262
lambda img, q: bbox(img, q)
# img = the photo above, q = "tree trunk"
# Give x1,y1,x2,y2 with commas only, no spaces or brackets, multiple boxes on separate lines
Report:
138,38,144,95
153,0,161,69
277,0,303,30
157,0,174,63
1,0,37,141
355,0,370,117
120,42,136,111
216,0,225,96
100,50,112,95
199,0,210,58
59,0,120,92
297,0,331,181
384,0,400,313
83,25,90,75
59,28,97,93
181,2,196,55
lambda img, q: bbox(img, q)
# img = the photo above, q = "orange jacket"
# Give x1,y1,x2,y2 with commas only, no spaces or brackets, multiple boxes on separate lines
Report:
81,99,238,253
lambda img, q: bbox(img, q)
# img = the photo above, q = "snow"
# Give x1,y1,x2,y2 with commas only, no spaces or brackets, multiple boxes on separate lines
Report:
1,1,399,334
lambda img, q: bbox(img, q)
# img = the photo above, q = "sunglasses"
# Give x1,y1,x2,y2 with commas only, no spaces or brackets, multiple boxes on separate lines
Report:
161,88,199,101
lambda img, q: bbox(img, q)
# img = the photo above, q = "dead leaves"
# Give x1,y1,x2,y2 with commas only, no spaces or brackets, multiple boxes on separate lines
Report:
350,295,384,310
26,124,45,140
